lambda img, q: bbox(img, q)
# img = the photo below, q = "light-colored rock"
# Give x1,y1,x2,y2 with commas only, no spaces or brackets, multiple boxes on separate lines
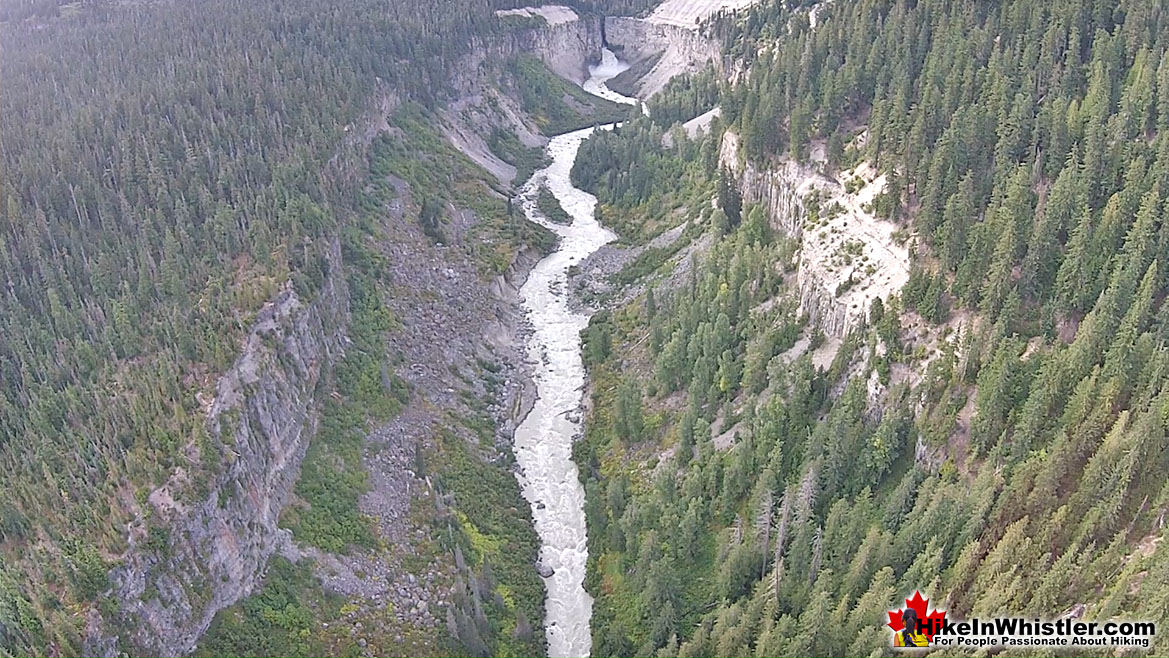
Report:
682,106,720,137
495,5,578,26
663,106,720,147
720,131,910,339
449,12,603,90
647,0,759,28
441,10,609,180
441,109,517,186
512,13,603,85
605,17,721,98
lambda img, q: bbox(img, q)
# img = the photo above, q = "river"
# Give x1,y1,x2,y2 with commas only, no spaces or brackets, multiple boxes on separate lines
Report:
512,49,637,658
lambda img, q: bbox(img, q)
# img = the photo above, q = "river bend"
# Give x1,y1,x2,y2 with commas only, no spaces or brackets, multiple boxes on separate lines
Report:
512,49,635,658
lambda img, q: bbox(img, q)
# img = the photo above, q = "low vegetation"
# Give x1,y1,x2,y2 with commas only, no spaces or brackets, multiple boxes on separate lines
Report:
370,106,558,272
536,186,572,225
279,180,408,551
505,55,633,135
487,128,549,185
430,423,545,658
197,557,342,657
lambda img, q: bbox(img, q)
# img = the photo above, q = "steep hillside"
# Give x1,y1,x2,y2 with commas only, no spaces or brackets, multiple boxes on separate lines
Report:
0,1,631,655
570,0,1169,655
7,0,1169,656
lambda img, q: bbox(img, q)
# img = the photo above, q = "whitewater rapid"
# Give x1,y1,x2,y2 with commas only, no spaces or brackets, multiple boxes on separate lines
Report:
582,48,641,106
512,49,636,658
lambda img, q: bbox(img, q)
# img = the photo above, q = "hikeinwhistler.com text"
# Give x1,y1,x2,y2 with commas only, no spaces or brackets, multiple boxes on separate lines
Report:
922,617,1155,649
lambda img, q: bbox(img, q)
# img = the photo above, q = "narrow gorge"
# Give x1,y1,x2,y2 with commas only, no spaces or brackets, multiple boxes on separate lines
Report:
13,1,1161,657
512,49,637,658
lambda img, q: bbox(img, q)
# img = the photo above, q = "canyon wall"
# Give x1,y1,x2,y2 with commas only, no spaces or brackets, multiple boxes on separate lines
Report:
529,13,605,84
720,131,910,339
462,11,604,88
442,9,606,186
604,16,721,97
80,13,711,653
88,238,349,656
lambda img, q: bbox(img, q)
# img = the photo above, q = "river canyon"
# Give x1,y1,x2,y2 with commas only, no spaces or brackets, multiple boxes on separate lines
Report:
512,49,636,658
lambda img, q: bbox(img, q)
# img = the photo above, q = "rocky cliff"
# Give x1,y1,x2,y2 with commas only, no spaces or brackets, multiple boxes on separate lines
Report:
464,8,604,88
604,16,721,97
526,12,605,84
440,8,606,187
720,131,910,338
88,238,350,656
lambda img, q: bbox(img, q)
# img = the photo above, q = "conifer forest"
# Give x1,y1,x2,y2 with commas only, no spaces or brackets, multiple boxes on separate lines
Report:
2,0,1169,656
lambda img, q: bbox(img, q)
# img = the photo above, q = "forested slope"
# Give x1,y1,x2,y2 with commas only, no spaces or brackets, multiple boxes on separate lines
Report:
0,0,625,654
0,0,496,555
572,0,1169,655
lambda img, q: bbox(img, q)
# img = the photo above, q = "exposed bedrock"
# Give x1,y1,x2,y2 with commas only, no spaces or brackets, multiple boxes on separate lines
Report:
88,238,350,656
464,9,604,88
603,16,721,97
720,131,910,339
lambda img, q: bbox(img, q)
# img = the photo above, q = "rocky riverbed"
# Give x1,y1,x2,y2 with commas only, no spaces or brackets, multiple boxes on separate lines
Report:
510,49,637,658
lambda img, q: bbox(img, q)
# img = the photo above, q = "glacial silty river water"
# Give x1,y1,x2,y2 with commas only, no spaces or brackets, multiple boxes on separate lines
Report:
582,48,641,106
512,49,637,658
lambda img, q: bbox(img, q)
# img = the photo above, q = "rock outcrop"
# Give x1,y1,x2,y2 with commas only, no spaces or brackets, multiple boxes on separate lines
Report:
520,10,604,84
720,131,910,338
441,7,608,187
645,0,760,28
463,7,603,88
92,238,350,656
604,16,721,97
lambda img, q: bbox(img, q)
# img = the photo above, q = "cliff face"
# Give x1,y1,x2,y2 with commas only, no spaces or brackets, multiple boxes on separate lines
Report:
440,10,605,187
720,133,810,238
456,11,604,90
720,131,910,338
604,17,721,97
89,238,349,656
526,13,604,84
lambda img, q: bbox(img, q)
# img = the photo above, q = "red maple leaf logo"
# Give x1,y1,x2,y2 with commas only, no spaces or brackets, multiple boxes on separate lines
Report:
887,591,947,641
